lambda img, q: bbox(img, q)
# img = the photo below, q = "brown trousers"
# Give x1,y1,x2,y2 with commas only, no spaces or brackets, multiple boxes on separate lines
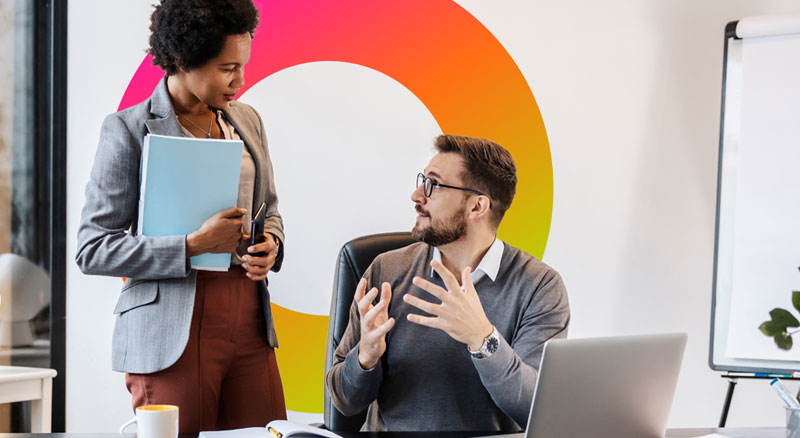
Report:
126,267,286,433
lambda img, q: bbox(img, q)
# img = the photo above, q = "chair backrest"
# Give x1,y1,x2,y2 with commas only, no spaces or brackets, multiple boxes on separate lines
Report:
323,232,416,431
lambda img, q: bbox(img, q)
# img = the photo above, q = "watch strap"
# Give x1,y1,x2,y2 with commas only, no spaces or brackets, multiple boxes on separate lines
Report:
469,326,499,359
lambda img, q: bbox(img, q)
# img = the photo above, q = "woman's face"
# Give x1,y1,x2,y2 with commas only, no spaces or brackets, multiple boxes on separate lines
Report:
176,32,252,109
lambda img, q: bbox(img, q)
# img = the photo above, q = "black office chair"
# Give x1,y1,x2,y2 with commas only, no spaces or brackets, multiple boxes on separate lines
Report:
323,232,416,431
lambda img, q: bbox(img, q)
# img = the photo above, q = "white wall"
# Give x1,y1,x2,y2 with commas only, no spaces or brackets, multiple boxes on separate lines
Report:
66,1,154,432
474,0,800,428
66,0,800,431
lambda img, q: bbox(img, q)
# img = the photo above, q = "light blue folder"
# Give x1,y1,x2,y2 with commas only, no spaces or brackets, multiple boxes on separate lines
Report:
137,134,243,271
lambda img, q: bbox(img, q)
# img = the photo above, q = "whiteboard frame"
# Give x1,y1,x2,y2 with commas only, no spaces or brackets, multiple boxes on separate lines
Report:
709,19,800,374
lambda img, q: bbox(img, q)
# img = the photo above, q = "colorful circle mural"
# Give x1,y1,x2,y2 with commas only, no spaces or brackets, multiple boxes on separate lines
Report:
118,0,552,414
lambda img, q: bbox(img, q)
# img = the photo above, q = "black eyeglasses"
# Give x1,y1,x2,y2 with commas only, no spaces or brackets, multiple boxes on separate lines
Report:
416,173,485,198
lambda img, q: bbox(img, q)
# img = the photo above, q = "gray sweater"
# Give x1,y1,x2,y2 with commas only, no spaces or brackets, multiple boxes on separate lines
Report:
325,242,570,432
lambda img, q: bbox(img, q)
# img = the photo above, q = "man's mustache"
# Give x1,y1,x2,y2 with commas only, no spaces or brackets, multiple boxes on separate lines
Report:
415,205,430,217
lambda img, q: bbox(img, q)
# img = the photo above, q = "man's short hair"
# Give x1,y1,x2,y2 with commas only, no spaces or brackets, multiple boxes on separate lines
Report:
434,134,517,228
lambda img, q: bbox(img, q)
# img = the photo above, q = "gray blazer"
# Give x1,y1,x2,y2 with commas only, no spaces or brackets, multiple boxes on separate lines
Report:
76,77,285,374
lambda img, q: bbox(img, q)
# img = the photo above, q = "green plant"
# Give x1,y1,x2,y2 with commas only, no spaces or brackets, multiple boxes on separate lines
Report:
759,267,800,350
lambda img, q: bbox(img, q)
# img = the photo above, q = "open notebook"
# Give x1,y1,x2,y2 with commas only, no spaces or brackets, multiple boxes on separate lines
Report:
199,420,342,438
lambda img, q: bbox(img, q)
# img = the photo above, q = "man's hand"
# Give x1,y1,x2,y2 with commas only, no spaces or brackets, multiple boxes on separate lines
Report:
186,206,245,257
240,233,278,281
355,279,395,369
405,260,494,350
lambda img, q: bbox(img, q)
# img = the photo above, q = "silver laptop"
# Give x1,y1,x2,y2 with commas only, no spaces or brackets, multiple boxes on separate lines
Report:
488,333,687,438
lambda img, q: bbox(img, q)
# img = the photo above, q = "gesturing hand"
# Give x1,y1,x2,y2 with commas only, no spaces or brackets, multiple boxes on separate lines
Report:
355,279,395,370
186,206,245,257
405,260,494,350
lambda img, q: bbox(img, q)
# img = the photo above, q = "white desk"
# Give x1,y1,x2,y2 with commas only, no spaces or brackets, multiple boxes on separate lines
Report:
0,366,57,432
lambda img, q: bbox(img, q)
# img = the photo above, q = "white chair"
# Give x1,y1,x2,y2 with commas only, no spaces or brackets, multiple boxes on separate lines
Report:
0,253,51,347
0,366,57,432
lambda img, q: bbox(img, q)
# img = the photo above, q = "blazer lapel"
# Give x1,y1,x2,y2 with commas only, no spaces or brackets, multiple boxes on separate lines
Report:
220,107,266,209
145,77,183,137
145,117,182,136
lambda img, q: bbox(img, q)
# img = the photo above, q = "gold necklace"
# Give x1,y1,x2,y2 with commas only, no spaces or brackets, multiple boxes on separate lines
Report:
177,111,214,138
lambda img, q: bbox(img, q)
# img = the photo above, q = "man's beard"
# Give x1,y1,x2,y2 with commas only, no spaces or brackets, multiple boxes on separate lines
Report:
412,204,468,247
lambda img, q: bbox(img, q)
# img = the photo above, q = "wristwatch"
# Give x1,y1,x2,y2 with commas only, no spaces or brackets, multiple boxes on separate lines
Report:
469,326,500,359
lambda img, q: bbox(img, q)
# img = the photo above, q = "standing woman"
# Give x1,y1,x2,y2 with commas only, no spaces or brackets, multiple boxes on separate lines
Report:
76,0,286,432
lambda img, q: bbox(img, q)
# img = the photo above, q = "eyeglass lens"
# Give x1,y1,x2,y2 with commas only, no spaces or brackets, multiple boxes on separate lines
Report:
416,173,433,197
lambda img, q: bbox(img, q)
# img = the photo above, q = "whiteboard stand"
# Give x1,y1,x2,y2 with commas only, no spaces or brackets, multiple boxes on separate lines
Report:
718,374,800,427
719,374,738,427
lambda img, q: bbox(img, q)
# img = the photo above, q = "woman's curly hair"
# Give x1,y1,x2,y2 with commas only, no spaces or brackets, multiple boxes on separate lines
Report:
148,0,259,75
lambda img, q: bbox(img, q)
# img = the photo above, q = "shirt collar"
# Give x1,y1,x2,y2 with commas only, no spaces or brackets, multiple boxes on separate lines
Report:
430,238,504,283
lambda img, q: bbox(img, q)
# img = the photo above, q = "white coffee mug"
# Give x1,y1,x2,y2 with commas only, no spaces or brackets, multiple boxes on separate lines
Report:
119,405,179,438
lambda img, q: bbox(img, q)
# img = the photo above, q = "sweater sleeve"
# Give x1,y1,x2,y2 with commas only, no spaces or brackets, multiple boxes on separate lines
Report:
325,261,385,415
471,269,570,428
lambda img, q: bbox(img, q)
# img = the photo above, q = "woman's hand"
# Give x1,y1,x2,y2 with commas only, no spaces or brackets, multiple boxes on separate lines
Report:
240,233,279,281
186,206,245,257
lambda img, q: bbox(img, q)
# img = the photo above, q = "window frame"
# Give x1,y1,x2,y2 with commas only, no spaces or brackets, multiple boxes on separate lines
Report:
33,0,67,431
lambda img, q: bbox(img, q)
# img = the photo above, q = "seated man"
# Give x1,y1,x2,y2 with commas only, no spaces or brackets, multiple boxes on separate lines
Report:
325,134,570,432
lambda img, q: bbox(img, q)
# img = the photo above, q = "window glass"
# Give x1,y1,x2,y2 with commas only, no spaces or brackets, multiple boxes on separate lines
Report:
0,0,51,432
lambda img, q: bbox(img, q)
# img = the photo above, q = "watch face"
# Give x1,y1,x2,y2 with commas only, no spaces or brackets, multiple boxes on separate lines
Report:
486,336,499,354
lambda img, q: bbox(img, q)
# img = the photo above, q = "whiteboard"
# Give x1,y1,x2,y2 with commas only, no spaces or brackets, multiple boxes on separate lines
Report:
711,14,800,373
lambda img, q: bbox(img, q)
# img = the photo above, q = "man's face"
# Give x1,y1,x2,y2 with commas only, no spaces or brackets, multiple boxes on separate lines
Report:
411,153,469,246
